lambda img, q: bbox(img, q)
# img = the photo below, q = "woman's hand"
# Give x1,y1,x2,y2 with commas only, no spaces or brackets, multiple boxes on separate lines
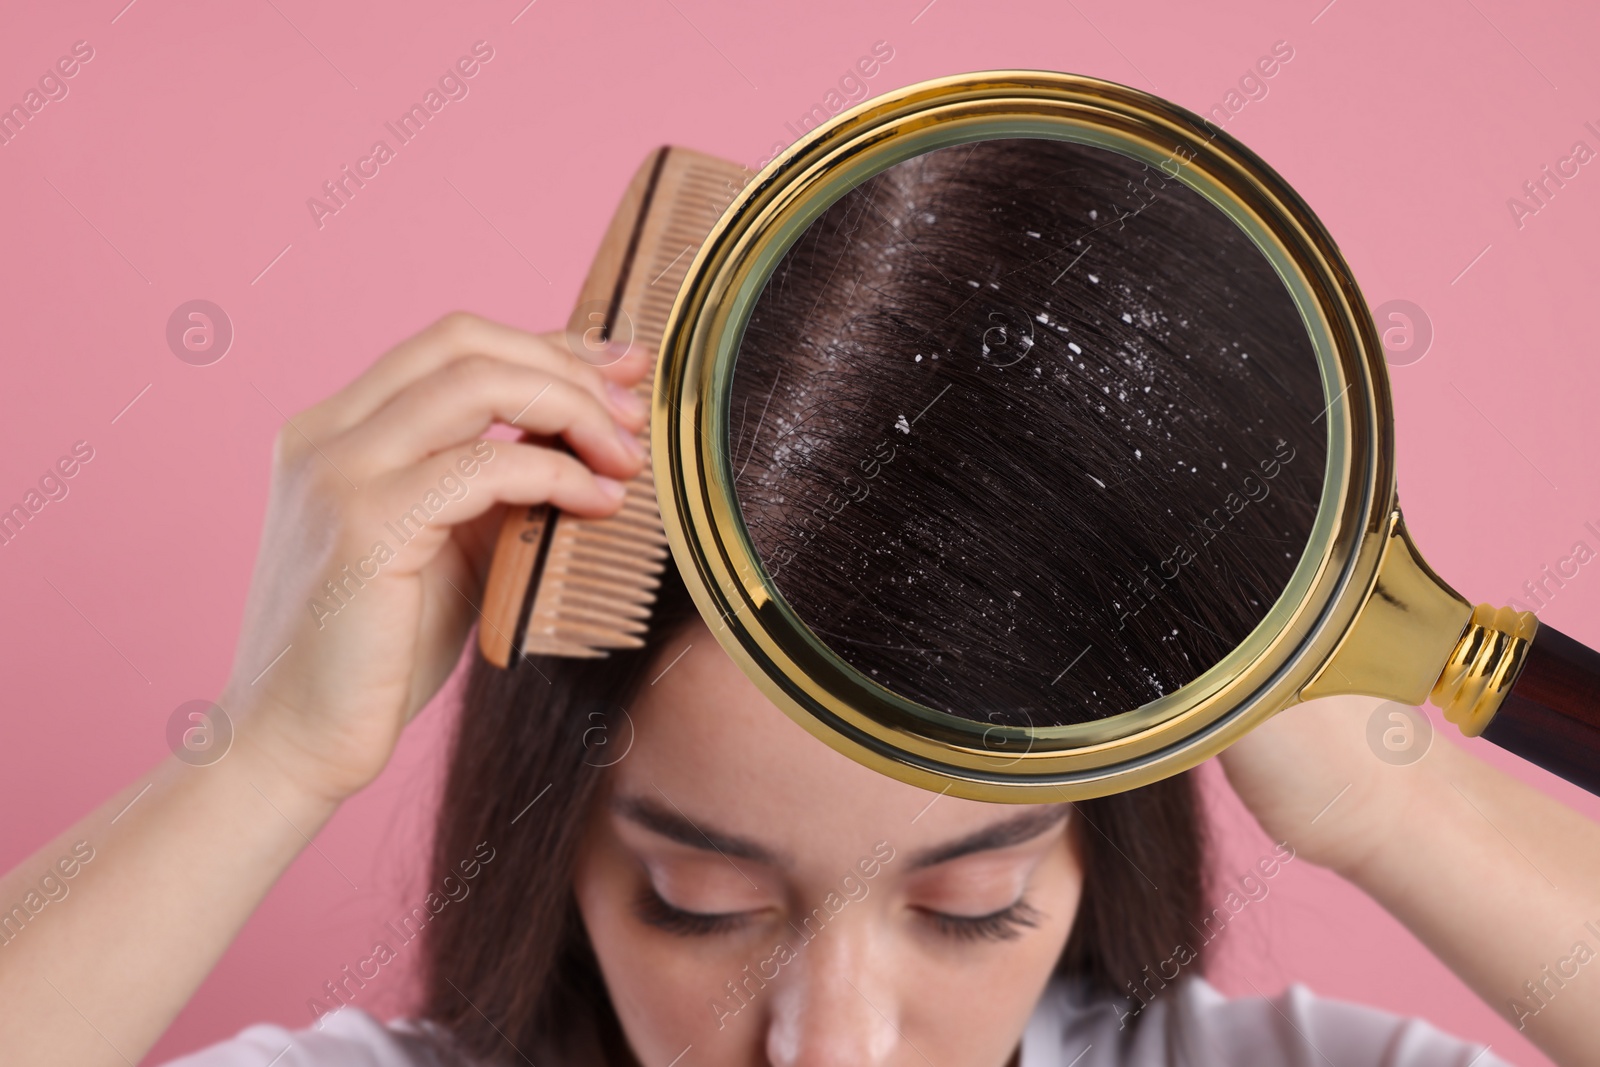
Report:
1216,693,1405,874
1221,692,1600,1066
221,311,651,805
0,311,655,1067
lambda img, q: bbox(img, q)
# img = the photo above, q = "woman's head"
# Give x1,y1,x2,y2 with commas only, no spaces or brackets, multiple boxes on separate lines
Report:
572,607,1082,1066
422,136,1323,1064
422,572,1201,1067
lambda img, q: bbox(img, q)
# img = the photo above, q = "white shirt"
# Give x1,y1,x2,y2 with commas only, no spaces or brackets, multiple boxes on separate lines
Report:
160,977,1508,1066
1021,977,1506,1067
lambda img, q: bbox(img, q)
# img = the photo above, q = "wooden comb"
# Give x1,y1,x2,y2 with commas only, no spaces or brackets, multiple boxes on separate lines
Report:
477,146,749,666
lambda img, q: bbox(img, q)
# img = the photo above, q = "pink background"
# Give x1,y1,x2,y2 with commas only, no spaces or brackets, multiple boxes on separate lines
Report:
2,0,1597,1063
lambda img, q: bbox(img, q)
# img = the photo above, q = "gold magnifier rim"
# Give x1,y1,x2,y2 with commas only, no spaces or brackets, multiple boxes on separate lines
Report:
653,70,1394,801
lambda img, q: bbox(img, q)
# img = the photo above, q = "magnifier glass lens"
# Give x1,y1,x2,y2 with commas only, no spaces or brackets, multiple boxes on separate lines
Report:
728,137,1327,728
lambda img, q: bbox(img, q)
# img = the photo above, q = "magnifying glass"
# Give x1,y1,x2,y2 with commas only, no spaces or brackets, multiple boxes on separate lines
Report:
642,70,1600,802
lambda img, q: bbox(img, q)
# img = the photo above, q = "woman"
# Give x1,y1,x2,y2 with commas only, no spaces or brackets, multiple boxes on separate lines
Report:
2,139,1597,1067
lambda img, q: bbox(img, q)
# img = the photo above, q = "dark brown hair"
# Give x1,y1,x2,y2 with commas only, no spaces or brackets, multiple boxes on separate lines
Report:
419,137,1325,1063
733,137,1324,724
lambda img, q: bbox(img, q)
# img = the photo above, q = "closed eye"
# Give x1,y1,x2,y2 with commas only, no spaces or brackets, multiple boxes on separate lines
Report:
634,885,754,937
917,898,1041,942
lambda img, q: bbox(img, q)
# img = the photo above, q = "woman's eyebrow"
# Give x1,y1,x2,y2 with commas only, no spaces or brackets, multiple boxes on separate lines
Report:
612,794,784,866
907,806,1071,870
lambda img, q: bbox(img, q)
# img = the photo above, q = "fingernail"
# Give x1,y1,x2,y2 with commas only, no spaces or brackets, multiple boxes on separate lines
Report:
595,475,627,501
616,425,646,462
606,380,646,418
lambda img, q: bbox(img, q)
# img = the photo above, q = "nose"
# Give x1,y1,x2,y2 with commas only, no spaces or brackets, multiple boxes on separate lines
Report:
763,921,902,1067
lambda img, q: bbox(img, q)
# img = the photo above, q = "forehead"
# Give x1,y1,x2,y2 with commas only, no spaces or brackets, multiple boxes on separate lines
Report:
609,621,1061,866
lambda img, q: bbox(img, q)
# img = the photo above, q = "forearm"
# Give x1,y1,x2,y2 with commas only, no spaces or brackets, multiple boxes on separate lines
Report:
1342,738,1600,1067
0,315,635,1066
0,725,340,1067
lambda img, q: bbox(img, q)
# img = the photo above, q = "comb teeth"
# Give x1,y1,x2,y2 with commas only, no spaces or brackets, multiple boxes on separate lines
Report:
521,477,669,654
504,147,751,660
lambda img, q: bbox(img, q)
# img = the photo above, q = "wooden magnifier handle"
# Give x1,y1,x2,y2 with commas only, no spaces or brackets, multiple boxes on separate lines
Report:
1481,624,1600,794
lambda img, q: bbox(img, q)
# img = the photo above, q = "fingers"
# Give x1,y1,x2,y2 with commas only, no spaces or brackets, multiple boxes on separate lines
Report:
329,354,647,480
358,440,631,560
303,312,652,439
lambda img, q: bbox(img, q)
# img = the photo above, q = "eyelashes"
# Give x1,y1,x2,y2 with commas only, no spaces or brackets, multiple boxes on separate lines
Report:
634,886,751,937
634,884,1041,944
918,898,1042,942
